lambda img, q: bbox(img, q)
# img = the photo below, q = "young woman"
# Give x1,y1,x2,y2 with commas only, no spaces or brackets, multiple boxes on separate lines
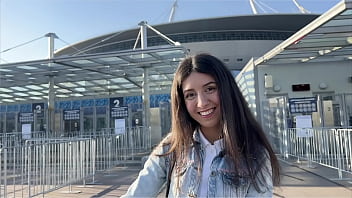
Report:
122,53,280,197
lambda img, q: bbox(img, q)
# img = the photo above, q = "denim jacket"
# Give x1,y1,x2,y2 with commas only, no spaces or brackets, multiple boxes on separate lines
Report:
121,130,273,197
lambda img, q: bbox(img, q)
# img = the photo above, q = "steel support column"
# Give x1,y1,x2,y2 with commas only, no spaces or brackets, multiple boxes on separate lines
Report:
46,33,57,135
139,21,151,129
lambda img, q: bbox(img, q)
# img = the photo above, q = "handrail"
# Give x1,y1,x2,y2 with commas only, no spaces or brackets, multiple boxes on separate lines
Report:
0,126,151,197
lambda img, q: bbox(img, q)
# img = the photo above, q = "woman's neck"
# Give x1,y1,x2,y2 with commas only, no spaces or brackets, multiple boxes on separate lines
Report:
200,126,223,144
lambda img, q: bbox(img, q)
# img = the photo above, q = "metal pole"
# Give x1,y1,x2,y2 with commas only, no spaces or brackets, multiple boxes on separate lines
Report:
339,94,348,127
317,95,325,127
45,33,58,137
139,21,151,130
3,148,7,197
143,67,150,130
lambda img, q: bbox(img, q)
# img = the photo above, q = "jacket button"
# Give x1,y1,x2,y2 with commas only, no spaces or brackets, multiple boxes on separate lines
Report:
188,192,197,197
210,171,216,176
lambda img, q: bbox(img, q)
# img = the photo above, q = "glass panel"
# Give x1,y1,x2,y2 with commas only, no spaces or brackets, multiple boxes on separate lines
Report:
110,78,129,83
129,53,152,59
72,60,94,64
58,82,78,88
83,107,94,136
96,106,107,133
64,120,80,137
98,56,128,64
0,113,5,134
34,116,45,132
54,112,61,134
340,9,352,15
0,88,12,93
11,86,29,91
313,93,336,127
17,65,38,70
346,94,352,127
6,112,16,133
324,18,352,27
159,102,171,137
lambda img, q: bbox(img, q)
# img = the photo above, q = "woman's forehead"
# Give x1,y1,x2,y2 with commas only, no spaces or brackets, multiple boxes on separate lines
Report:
182,72,216,90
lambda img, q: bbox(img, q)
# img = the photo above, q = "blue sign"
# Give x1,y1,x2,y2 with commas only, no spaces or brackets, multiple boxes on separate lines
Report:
32,103,44,117
19,112,34,123
63,109,80,120
110,97,128,118
289,97,317,113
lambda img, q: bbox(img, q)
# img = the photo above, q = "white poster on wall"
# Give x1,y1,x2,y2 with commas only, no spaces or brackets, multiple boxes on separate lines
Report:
296,115,313,137
22,124,32,139
114,119,126,135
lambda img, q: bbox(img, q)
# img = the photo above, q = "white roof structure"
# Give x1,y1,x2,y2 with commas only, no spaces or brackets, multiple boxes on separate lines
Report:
0,46,187,104
251,0,351,67
1,0,350,105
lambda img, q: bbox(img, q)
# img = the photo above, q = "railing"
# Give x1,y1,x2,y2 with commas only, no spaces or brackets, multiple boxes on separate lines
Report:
0,126,151,198
281,128,352,179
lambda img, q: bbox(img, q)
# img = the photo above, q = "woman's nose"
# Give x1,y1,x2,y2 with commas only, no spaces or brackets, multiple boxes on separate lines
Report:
197,93,209,107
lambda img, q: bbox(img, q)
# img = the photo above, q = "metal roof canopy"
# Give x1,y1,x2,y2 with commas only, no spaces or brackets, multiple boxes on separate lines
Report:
0,45,187,104
253,0,352,66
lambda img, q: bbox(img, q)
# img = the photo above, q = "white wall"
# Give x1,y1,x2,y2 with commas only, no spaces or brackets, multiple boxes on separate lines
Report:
150,108,162,146
183,40,282,70
257,60,352,98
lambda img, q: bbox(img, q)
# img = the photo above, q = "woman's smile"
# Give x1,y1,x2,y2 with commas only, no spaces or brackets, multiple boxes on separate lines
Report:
199,107,215,117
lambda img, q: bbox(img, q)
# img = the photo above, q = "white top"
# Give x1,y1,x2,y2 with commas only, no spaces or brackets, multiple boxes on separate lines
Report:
198,130,223,198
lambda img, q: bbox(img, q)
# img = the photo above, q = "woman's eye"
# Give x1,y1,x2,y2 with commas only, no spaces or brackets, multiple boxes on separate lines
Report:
205,86,216,93
184,92,196,100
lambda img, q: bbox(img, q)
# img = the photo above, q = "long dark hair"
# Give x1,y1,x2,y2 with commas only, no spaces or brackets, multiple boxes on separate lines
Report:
165,53,280,190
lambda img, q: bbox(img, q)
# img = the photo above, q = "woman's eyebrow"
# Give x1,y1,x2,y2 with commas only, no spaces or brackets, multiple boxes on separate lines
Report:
203,81,216,87
183,81,216,92
182,87,194,93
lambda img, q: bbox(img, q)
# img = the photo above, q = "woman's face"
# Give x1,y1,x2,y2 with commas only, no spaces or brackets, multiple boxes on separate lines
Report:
182,71,221,131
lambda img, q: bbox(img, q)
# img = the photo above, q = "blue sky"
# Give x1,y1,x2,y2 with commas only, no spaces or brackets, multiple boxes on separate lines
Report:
0,0,341,63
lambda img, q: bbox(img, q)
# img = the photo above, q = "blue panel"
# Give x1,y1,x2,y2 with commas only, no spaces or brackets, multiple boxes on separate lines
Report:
95,98,108,106
151,94,170,108
81,99,94,107
0,106,6,112
59,101,72,110
125,96,142,104
72,100,81,109
20,104,32,112
83,107,94,115
150,95,156,108
54,102,59,113
7,105,19,112
96,106,107,114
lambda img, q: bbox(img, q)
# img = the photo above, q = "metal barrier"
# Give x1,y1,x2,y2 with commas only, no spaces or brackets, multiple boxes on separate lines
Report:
0,126,151,197
281,128,352,179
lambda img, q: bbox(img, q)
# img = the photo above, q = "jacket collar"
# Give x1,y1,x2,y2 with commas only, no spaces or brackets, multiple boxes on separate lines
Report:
192,128,201,144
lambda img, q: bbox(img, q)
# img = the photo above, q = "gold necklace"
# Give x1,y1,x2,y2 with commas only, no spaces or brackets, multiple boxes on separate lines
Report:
217,134,223,140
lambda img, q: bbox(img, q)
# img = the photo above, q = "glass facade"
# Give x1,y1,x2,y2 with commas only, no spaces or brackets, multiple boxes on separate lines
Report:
0,93,170,134
91,31,293,54
236,69,257,117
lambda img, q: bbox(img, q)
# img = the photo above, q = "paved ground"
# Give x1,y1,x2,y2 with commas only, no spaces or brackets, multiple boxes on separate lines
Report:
43,157,352,198
274,158,351,198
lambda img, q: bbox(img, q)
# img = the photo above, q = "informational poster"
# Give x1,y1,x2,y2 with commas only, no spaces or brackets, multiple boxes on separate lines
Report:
110,97,128,118
114,119,126,135
22,123,32,139
63,109,80,120
289,97,317,113
296,115,313,137
19,112,34,123
32,103,44,117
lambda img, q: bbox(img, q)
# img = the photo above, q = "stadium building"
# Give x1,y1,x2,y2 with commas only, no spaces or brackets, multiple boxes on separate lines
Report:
55,14,319,71
0,1,350,146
